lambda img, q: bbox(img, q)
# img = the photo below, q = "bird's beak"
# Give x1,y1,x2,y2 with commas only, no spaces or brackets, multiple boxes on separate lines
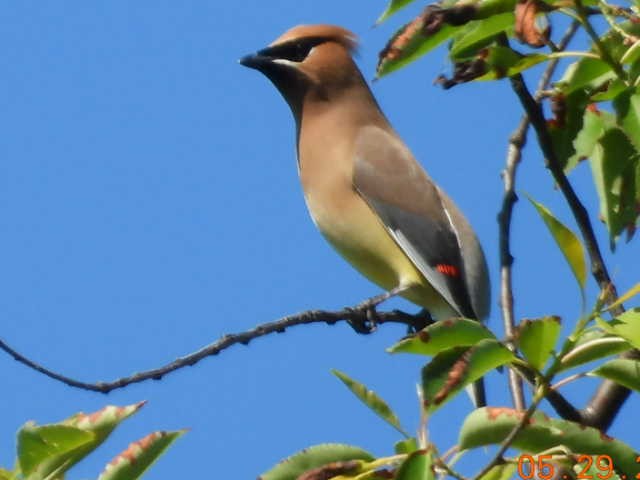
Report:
239,52,270,70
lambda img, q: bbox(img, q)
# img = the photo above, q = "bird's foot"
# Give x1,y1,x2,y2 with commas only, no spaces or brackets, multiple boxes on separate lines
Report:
345,305,379,334
385,308,434,336
409,308,434,334
346,286,412,334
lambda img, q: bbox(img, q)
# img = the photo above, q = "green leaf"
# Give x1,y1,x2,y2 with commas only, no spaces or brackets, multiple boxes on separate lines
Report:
98,430,185,480
630,56,640,84
559,333,631,371
476,51,548,81
597,309,640,349
528,197,587,291
589,127,639,248
517,316,562,371
395,449,435,480
260,444,373,480
17,424,94,476
565,108,615,172
449,13,515,60
376,0,418,24
613,87,640,151
621,39,640,65
591,358,640,391
591,78,627,102
388,318,494,356
0,469,13,480
605,282,640,312
556,58,615,94
332,370,408,436
602,21,640,62
459,408,639,474
18,402,146,479
479,463,517,480
474,0,519,18
395,437,419,455
422,339,514,411
557,22,640,93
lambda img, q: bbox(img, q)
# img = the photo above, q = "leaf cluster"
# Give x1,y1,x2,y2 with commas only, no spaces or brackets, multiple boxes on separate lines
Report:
1,402,183,480
377,0,640,245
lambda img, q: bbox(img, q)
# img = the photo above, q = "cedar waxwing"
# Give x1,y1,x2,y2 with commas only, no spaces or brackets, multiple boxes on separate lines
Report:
240,25,491,406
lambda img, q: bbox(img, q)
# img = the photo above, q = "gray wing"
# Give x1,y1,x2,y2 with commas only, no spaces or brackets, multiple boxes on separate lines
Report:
353,125,490,320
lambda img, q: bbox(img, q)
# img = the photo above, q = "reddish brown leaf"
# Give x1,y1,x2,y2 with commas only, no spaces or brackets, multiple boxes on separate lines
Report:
433,350,472,405
434,55,488,89
514,0,551,48
378,3,479,66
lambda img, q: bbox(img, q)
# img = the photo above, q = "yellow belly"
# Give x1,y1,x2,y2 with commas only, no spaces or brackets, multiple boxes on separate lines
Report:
304,186,453,315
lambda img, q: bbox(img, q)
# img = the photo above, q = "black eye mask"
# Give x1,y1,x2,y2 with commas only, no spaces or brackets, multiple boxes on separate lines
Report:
257,37,327,63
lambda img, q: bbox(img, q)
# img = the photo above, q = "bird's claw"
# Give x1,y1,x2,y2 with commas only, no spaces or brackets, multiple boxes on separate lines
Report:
410,308,434,334
345,305,379,334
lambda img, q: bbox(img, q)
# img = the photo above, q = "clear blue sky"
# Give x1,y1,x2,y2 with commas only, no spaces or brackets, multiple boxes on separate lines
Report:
1,2,638,478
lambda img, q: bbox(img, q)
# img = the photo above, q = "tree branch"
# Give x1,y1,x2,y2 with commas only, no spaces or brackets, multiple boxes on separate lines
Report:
507,68,619,302
498,21,580,413
512,363,582,422
502,29,634,429
0,295,429,393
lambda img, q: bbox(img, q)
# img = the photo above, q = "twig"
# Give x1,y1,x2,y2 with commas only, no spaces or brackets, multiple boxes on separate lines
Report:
499,116,529,412
497,21,580,413
434,457,469,480
441,445,460,463
597,2,639,22
537,21,581,91
547,51,600,59
599,0,640,41
511,363,582,422
550,372,588,391
0,292,426,394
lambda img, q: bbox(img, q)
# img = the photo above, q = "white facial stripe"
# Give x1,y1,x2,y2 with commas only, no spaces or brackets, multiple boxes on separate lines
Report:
272,58,299,68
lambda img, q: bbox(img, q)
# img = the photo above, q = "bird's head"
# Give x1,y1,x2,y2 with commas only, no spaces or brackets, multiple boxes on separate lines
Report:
240,25,360,116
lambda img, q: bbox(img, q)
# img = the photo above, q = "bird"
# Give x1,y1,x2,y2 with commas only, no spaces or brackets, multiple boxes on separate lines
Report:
240,24,491,406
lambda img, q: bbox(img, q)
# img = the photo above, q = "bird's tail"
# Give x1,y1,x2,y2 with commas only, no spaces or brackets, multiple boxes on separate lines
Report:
468,378,487,408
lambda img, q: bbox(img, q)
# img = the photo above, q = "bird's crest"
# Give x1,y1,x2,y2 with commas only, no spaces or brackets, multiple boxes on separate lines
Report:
270,24,358,52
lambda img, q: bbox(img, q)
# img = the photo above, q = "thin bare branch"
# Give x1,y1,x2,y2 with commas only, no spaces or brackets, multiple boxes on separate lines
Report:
550,372,589,391
0,292,428,394
499,116,529,412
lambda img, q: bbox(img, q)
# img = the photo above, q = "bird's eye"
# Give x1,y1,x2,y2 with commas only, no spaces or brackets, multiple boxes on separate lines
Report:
282,41,313,62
